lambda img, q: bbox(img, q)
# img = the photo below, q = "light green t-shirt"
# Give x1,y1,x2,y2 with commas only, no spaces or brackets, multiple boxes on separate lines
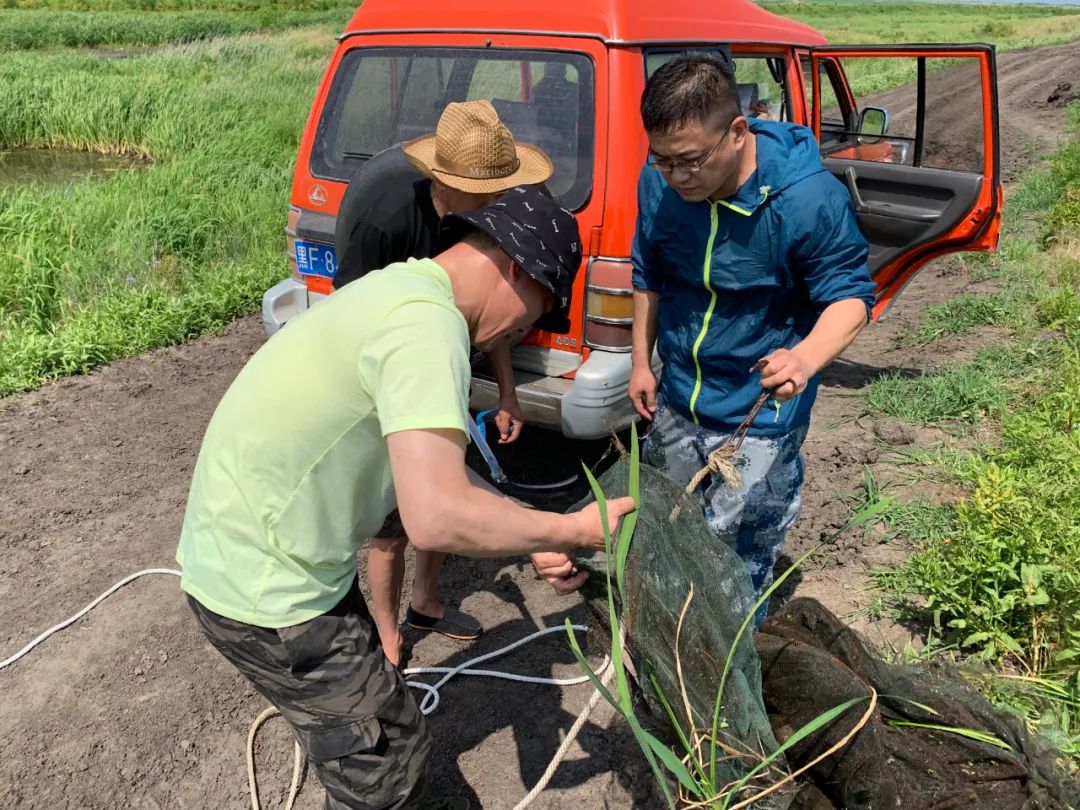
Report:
176,258,470,628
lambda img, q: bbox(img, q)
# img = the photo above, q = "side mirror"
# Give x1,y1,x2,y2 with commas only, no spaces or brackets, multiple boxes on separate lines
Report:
858,107,890,141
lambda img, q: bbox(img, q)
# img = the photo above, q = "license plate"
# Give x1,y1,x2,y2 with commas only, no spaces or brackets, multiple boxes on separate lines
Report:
294,239,338,279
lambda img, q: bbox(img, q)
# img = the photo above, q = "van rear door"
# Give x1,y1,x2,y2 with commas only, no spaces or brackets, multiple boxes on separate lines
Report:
805,45,1001,320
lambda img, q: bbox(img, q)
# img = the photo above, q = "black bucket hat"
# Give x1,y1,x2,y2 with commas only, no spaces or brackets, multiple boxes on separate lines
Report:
447,185,581,334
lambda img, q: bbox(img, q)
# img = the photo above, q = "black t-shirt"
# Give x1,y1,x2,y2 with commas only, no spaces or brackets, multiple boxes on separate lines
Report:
332,146,449,290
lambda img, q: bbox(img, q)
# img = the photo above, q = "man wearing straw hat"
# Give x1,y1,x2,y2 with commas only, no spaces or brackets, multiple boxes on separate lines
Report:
332,101,556,664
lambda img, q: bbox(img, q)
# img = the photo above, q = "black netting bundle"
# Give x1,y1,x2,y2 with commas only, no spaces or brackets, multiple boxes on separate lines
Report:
758,598,1080,810
573,456,1079,810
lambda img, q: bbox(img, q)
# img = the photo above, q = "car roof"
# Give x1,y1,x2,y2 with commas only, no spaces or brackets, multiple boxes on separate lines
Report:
343,0,828,48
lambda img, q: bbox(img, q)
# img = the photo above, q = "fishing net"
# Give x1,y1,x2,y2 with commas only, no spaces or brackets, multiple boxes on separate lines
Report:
574,456,1078,809
757,598,1080,810
576,456,794,810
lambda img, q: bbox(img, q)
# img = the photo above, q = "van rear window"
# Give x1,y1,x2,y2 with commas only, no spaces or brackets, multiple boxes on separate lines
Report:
311,47,596,211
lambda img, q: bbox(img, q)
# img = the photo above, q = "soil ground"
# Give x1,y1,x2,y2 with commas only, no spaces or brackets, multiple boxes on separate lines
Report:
1,42,1078,810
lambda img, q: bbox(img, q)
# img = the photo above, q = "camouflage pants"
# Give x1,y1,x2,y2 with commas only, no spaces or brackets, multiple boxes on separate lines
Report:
642,397,807,625
188,581,430,809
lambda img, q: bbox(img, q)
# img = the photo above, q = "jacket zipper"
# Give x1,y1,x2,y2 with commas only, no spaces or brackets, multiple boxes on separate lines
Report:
687,202,719,424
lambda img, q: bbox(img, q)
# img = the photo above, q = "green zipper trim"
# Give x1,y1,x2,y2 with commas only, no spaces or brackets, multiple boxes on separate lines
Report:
687,202,719,424
716,199,753,216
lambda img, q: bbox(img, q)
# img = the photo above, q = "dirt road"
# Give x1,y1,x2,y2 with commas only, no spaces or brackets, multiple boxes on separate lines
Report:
1,41,1076,810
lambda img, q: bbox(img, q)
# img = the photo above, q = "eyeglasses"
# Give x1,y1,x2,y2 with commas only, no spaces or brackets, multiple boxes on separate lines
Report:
648,128,730,175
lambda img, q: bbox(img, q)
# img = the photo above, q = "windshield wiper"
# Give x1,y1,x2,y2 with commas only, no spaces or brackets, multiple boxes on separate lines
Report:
342,151,374,160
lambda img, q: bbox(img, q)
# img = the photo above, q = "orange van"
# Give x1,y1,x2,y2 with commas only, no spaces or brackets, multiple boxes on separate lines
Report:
263,0,1000,439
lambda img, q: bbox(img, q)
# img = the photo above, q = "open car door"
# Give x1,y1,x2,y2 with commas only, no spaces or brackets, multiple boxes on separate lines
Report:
807,45,1001,320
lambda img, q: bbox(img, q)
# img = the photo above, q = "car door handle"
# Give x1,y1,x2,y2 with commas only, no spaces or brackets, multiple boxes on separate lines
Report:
844,166,940,224
843,166,870,213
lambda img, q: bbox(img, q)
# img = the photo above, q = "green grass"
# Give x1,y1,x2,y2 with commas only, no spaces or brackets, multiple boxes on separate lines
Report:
3,0,352,9
0,7,352,49
874,395,1080,671
0,29,335,394
769,0,1080,97
903,293,1019,347
764,1,1080,50
865,102,1080,769
864,346,1034,425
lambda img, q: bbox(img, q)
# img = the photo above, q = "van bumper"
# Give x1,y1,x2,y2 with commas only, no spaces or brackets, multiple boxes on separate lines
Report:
262,278,308,336
262,278,328,336
264,280,647,440
470,350,648,440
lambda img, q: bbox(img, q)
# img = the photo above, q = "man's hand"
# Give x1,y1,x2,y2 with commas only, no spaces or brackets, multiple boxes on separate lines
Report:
628,364,658,421
572,496,637,551
495,394,525,444
753,349,811,402
531,552,588,595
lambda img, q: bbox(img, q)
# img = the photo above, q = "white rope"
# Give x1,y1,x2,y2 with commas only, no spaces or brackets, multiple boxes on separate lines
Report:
511,671,614,810
0,569,610,810
247,707,305,810
511,624,625,810
0,567,183,671
245,625,609,810
403,624,606,715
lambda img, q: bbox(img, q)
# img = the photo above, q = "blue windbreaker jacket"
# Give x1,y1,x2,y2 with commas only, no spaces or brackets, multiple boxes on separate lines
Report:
632,118,876,437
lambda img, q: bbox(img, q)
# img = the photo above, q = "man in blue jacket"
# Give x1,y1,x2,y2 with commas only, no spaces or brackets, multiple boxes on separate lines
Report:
628,55,876,622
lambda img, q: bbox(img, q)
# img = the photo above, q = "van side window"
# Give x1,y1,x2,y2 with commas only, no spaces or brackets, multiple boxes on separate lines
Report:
398,57,456,138
801,56,851,150
641,49,790,123
466,60,524,101
731,56,791,122
808,55,986,173
644,46,732,79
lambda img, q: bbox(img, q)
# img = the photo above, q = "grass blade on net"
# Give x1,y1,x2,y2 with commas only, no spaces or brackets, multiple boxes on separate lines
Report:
635,722,706,799
581,465,631,709
615,421,640,598
737,696,870,785
579,464,686,806
709,542,820,785
880,695,941,716
564,619,619,708
649,670,711,786
885,720,1014,751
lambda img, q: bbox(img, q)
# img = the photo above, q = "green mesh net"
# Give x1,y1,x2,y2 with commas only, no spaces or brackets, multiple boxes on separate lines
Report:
575,456,793,809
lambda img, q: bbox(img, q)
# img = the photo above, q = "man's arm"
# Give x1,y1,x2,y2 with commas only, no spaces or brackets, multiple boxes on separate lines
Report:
628,289,661,419
756,299,868,401
462,466,588,594
757,174,876,400
488,340,524,444
387,427,635,556
628,167,664,420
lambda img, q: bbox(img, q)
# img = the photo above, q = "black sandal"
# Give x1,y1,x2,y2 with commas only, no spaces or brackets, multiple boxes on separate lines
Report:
404,606,483,641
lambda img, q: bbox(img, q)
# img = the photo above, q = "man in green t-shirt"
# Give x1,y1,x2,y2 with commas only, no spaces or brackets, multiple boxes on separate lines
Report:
177,186,632,810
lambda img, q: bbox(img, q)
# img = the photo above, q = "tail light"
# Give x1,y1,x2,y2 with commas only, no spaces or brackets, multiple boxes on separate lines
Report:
285,206,302,281
584,257,633,351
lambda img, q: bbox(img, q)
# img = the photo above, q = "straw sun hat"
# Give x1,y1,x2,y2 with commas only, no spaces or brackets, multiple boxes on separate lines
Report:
402,100,553,194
